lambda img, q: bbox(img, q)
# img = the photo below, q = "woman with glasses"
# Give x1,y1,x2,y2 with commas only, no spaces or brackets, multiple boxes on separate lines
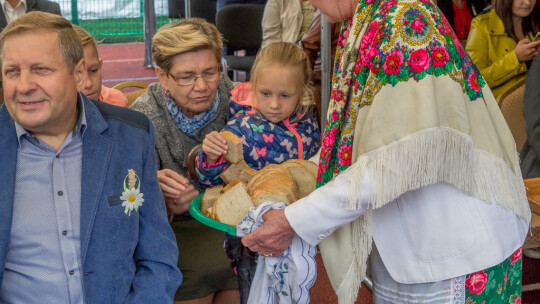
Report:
130,18,240,304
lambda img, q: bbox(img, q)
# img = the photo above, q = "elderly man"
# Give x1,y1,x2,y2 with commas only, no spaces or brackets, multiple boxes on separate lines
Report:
0,11,181,303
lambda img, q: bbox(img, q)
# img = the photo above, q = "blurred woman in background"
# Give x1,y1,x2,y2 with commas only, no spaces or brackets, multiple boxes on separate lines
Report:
466,0,540,100
436,0,488,44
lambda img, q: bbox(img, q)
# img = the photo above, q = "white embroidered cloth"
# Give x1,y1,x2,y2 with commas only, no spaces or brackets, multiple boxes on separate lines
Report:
237,202,317,304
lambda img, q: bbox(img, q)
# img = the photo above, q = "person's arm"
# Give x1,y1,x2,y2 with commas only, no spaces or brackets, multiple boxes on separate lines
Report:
125,122,182,302
242,166,369,255
261,0,283,49
301,10,322,69
302,116,321,159
466,17,528,88
523,48,540,155
194,150,229,188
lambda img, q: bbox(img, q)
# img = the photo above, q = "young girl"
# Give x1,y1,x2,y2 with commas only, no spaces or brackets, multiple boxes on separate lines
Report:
194,42,321,303
195,42,321,188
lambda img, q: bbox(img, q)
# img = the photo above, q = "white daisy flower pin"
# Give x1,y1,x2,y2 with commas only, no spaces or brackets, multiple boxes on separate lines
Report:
120,169,144,216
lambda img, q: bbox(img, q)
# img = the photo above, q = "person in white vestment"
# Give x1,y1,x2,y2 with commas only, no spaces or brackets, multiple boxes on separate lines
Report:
242,0,531,303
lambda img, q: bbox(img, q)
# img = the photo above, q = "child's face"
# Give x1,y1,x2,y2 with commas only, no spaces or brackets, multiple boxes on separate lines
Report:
81,44,103,100
255,64,302,124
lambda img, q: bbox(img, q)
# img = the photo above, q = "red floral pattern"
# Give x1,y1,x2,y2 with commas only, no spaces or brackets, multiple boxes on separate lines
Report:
465,247,523,303
317,0,487,187
510,247,522,264
408,49,430,73
465,270,488,295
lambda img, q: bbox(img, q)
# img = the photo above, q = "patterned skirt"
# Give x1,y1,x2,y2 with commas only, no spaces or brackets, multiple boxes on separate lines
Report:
370,247,523,304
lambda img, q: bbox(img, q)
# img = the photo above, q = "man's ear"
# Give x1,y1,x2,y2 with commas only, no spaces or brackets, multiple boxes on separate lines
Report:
99,58,103,68
74,58,87,92
156,66,169,92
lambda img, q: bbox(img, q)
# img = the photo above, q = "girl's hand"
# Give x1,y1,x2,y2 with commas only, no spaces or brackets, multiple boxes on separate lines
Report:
515,38,540,62
202,131,228,165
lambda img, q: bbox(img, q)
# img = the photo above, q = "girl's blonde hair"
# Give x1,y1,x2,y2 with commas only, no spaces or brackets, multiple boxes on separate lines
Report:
152,18,223,73
250,42,314,117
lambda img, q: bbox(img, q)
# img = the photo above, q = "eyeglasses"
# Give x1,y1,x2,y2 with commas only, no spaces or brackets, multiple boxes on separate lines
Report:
168,69,221,86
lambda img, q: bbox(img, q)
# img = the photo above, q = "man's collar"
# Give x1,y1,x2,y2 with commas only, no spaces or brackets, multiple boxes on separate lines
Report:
1,0,27,10
14,95,88,145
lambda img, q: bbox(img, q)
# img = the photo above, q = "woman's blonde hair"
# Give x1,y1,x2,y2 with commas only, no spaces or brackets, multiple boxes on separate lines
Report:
152,18,223,73
250,42,314,117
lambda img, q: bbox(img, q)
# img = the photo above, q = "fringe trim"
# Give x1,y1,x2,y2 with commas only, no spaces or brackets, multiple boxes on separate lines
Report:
336,127,528,303
348,127,528,220
336,213,372,304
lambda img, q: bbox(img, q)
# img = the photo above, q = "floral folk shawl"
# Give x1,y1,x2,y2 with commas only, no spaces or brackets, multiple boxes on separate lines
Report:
315,0,529,303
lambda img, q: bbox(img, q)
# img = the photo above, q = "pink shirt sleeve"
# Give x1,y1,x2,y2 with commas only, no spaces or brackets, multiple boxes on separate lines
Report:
99,85,129,107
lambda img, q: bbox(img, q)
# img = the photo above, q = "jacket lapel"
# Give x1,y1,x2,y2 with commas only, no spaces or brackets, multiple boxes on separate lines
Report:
26,0,36,11
488,10,507,36
0,9,7,30
79,97,112,265
0,107,18,280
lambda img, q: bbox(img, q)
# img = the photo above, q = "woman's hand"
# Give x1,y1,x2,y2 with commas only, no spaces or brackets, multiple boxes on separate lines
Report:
157,169,188,198
157,169,199,214
165,187,199,215
241,209,296,257
202,131,228,165
515,38,540,62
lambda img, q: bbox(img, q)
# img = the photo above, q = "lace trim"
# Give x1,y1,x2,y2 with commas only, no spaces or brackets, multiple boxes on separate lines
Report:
452,275,466,304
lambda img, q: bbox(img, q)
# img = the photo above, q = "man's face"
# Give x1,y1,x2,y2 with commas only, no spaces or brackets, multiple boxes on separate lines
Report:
81,44,103,100
2,31,86,137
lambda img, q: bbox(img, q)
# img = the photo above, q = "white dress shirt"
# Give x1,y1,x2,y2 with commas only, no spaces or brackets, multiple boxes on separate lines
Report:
285,166,529,283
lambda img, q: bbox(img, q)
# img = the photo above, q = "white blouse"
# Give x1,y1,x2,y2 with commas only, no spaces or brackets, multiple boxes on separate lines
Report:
285,165,529,283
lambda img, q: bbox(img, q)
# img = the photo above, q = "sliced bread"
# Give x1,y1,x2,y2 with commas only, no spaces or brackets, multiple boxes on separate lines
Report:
285,165,316,199
213,183,254,226
220,130,244,164
200,184,223,213
283,159,318,178
252,191,291,206
221,178,246,193
220,160,249,184
238,167,257,183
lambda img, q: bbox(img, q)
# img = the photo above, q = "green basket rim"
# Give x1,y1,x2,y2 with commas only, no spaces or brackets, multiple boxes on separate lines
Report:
189,192,237,236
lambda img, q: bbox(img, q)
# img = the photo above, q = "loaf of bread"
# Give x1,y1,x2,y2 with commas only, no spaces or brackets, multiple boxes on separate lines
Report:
212,182,254,226
204,158,319,227
220,130,244,164
247,166,299,206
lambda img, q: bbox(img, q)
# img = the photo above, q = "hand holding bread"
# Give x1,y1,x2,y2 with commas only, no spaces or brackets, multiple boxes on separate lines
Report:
202,131,228,165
